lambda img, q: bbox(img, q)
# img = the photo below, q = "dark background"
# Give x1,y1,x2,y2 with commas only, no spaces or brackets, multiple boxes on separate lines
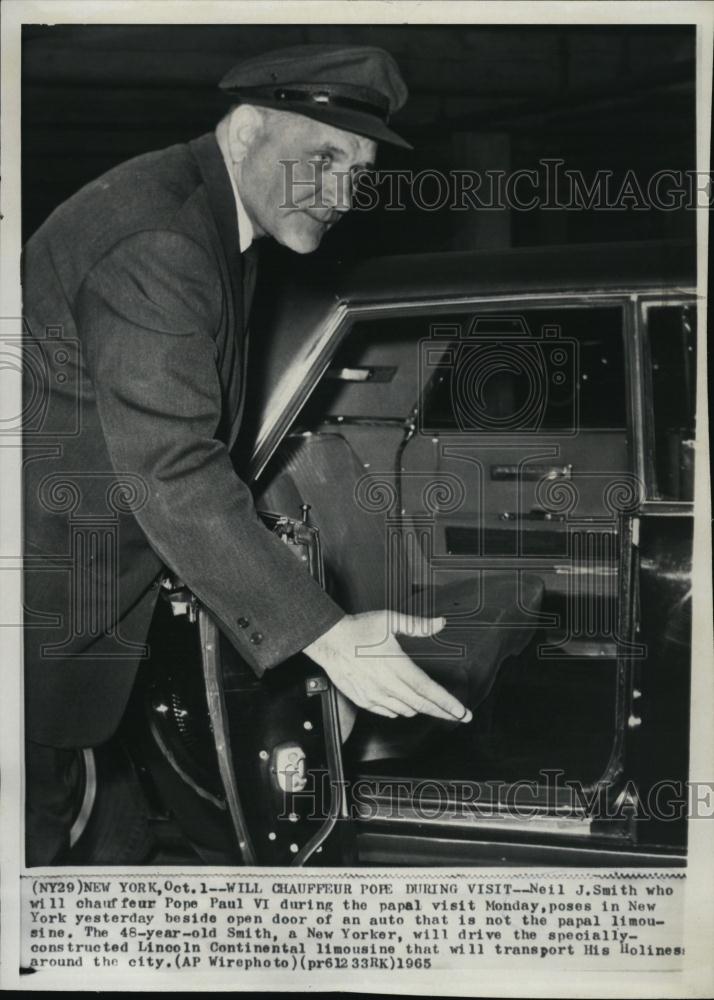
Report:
22,23,696,261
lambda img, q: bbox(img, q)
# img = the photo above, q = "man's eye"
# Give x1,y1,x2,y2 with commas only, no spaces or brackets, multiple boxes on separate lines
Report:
315,152,333,167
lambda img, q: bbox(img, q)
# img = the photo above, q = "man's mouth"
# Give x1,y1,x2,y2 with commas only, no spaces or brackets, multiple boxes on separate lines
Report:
304,211,341,227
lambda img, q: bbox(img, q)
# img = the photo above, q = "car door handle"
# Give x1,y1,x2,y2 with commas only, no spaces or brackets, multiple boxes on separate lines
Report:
491,463,573,481
499,509,567,522
324,365,396,383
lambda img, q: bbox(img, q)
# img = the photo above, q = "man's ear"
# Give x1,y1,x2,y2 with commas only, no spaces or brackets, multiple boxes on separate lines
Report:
226,105,264,162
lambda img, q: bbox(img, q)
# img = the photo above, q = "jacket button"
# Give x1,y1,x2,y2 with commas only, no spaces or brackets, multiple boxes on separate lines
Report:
250,631,263,645
237,617,250,628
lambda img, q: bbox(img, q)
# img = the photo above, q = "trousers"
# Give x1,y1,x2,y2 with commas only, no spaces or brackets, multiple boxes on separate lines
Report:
25,741,79,866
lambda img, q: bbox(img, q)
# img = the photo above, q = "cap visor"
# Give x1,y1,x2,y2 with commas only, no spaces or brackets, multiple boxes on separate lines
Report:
224,94,413,149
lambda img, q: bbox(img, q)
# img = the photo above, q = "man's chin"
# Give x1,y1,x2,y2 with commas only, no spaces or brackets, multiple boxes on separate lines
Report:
278,231,325,255
273,217,333,254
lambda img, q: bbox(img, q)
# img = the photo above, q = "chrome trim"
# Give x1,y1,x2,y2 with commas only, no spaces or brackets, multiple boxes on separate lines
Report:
313,416,408,427
639,500,694,516
199,611,256,864
69,748,96,848
357,831,685,867
354,800,594,838
293,679,349,865
624,295,649,495
553,564,617,576
345,289,695,315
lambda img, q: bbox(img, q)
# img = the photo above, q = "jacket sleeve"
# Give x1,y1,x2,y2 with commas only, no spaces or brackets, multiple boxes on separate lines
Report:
75,228,345,672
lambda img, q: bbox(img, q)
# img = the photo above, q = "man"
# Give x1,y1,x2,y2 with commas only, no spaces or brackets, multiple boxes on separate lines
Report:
22,44,472,865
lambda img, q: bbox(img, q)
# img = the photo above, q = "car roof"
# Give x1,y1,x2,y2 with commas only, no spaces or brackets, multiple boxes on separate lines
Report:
263,239,696,352
337,238,696,306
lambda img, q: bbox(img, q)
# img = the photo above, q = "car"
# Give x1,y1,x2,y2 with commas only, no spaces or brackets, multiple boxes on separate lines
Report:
65,238,697,868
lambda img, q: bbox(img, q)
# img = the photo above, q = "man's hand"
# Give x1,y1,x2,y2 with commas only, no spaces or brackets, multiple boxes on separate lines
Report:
303,611,473,722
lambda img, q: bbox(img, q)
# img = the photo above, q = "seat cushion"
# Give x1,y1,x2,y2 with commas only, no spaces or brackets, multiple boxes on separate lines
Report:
347,572,544,761
401,573,544,706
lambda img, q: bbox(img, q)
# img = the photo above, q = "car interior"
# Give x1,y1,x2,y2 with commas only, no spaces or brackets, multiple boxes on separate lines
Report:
253,303,637,796
71,292,694,865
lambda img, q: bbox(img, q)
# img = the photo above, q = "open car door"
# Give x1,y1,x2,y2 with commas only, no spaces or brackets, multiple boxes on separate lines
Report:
70,242,693,869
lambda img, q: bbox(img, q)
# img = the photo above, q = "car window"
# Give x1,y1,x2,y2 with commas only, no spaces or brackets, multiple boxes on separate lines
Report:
419,306,626,435
298,305,627,437
646,304,696,501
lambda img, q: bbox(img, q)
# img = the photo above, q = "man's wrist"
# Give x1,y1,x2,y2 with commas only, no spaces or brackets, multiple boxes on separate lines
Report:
303,612,347,657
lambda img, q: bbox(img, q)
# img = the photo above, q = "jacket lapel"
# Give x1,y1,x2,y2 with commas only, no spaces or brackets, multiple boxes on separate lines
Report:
188,133,251,451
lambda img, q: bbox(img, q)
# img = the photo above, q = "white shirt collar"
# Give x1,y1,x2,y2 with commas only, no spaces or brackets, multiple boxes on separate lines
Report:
215,127,254,254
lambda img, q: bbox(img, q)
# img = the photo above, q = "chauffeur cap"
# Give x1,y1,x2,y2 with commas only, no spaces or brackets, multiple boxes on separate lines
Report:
219,44,412,149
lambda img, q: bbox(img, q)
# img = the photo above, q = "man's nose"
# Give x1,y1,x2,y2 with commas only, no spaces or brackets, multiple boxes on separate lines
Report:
320,169,353,213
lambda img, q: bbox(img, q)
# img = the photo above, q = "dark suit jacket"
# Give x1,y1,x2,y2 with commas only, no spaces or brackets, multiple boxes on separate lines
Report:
22,133,344,748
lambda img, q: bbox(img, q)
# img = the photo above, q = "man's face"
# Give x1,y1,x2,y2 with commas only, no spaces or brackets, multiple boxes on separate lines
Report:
237,110,377,254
